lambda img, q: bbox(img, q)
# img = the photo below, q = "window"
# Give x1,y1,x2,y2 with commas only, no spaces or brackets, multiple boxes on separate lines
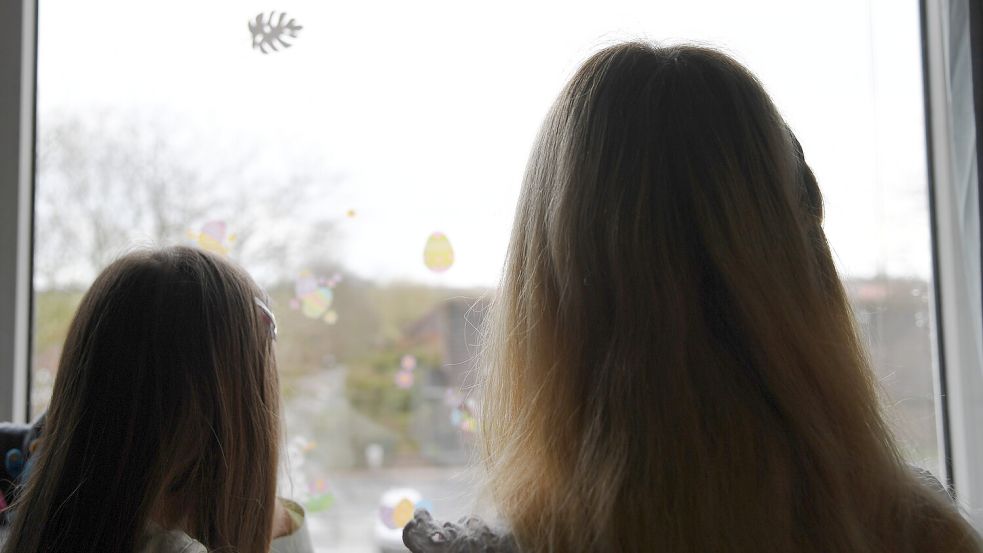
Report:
30,0,942,549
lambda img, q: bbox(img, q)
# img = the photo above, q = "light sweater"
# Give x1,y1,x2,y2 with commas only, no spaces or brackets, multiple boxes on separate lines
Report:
136,500,314,553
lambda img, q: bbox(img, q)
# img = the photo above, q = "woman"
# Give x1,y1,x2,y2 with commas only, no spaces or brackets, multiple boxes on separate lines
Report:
2,246,310,553
407,42,982,553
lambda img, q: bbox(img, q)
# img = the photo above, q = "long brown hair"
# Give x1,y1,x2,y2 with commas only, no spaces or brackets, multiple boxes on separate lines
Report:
4,246,280,553
480,42,982,553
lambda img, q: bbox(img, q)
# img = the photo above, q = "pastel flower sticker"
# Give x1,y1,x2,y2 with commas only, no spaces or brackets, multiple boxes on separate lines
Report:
188,220,236,256
450,398,478,433
291,270,341,324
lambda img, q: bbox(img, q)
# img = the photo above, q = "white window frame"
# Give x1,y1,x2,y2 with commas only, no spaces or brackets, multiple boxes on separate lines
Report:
0,0,35,425
922,0,983,529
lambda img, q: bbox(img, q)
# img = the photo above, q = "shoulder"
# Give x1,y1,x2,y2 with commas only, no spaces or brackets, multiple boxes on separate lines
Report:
136,523,207,553
910,465,952,502
270,499,316,553
902,471,983,553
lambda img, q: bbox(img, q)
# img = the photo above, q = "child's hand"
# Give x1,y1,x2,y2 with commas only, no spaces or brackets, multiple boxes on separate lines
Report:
272,498,299,539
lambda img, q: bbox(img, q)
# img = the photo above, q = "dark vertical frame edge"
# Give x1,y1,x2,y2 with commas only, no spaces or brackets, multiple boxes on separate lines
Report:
968,0,983,508
25,0,39,422
919,0,956,492
970,0,983,344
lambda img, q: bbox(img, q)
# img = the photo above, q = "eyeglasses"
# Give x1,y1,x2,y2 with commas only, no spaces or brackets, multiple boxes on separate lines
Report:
254,297,278,341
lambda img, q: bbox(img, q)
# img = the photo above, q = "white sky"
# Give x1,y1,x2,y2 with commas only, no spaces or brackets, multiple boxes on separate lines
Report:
37,0,931,288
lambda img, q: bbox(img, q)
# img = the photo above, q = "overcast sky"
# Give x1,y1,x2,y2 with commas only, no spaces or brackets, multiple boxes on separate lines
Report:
37,0,930,288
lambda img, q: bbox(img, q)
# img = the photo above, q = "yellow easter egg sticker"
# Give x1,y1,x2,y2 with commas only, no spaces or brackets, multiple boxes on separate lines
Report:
423,232,454,273
392,498,415,528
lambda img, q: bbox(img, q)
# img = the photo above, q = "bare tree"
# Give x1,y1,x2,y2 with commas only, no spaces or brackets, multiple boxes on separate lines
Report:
34,108,343,289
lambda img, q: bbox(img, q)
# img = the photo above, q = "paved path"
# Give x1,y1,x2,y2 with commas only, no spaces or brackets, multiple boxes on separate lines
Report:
297,466,481,553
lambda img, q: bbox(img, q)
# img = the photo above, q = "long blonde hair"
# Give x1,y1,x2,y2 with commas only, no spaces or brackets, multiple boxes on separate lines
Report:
480,42,981,553
4,246,280,553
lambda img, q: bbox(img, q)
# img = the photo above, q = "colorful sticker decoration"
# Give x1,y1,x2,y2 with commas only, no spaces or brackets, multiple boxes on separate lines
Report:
302,288,333,318
423,232,454,273
380,497,433,530
394,370,414,389
450,397,478,434
188,221,236,255
443,388,461,407
291,270,341,324
393,498,414,527
286,435,315,469
306,493,334,513
395,354,417,389
304,478,335,513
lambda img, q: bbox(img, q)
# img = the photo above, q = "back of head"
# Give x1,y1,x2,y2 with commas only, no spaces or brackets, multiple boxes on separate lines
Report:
481,42,981,553
4,246,280,553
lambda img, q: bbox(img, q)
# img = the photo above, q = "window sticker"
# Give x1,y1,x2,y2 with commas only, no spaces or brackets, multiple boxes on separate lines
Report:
188,220,236,256
249,11,303,54
290,270,341,324
423,232,454,273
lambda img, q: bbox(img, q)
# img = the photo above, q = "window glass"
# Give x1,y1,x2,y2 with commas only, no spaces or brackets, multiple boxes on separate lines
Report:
33,0,938,549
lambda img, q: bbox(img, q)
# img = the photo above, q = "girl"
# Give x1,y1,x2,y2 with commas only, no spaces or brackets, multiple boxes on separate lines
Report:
2,246,311,553
406,42,982,552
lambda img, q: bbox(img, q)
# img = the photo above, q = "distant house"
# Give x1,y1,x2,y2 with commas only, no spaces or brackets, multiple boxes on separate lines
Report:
397,279,938,465
402,296,488,465
402,296,488,389
843,277,937,461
